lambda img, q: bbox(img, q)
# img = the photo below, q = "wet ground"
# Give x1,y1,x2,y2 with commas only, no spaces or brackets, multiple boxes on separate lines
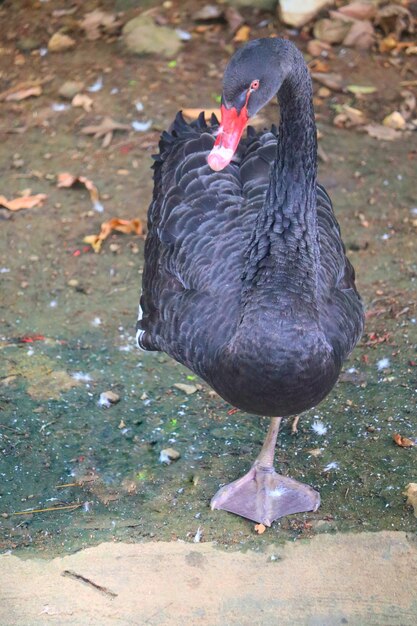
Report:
1,0,417,563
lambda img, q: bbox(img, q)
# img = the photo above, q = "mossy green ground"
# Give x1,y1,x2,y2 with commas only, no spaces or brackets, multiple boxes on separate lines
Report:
0,2,416,557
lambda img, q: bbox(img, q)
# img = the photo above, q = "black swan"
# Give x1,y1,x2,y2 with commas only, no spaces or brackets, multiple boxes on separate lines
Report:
136,38,364,526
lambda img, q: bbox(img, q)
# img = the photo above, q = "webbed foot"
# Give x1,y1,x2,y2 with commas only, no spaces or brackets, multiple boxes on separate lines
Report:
210,461,320,526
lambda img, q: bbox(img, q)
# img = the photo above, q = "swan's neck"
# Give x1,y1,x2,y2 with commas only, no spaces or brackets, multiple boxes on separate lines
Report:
243,60,319,310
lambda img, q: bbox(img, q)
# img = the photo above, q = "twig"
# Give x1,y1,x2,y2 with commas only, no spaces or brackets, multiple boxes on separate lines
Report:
55,482,79,489
0,424,26,435
12,503,82,516
62,570,117,598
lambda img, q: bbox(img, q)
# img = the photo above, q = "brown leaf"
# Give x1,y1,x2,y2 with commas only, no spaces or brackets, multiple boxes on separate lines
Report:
71,93,93,112
379,34,398,53
375,4,414,38
343,20,375,50
0,193,47,211
254,523,266,534
393,434,415,448
309,59,330,73
57,172,103,212
224,6,244,35
81,116,131,147
233,25,250,43
403,483,417,517
5,85,42,101
383,111,407,130
311,72,344,92
173,382,198,395
333,105,367,128
307,40,332,57
338,2,377,21
84,218,144,253
0,81,43,102
363,123,401,141
80,9,121,41
48,32,76,52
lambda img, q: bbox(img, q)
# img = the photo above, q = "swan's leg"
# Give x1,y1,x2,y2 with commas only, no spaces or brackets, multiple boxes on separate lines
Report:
210,417,320,526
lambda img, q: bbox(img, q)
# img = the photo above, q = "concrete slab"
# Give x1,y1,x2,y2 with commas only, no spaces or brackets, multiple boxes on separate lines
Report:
1,531,416,625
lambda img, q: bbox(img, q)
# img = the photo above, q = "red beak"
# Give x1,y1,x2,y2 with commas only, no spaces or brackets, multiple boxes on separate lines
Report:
208,104,249,172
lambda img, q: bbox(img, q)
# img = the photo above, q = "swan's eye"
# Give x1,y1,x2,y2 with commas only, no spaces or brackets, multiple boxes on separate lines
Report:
250,80,260,91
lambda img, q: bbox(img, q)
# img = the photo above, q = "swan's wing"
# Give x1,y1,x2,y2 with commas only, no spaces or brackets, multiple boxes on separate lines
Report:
138,113,276,372
316,184,364,361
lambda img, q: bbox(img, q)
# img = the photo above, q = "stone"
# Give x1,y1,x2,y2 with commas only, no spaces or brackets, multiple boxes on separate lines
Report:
16,37,41,52
159,448,181,464
98,390,120,408
314,17,351,44
279,0,330,28
59,80,85,100
48,32,76,53
122,15,182,58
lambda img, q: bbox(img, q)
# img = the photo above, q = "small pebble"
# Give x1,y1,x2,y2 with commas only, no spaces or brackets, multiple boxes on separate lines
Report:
98,390,120,408
159,447,181,464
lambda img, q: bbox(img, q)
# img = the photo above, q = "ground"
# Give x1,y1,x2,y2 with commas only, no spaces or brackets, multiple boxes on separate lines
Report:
0,1,416,624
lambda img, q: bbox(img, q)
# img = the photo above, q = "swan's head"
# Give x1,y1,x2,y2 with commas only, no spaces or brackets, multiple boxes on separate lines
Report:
208,38,293,172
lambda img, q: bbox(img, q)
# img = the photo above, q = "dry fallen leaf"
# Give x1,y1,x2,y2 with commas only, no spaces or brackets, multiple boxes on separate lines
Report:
0,80,44,102
224,6,244,35
71,93,93,112
0,193,47,211
403,483,417,517
80,9,121,41
309,59,330,73
84,218,144,253
363,123,401,141
379,34,398,53
57,172,103,212
393,433,415,448
334,105,366,128
342,19,374,50
48,32,76,53
338,1,377,21
307,39,332,57
375,4,414,38
233,25,250,43
311,72,344,92
383,111,406,130
254,523,266,534
307,448,323,457
173,382,198,395
81,116,131,147
5,85,42,101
